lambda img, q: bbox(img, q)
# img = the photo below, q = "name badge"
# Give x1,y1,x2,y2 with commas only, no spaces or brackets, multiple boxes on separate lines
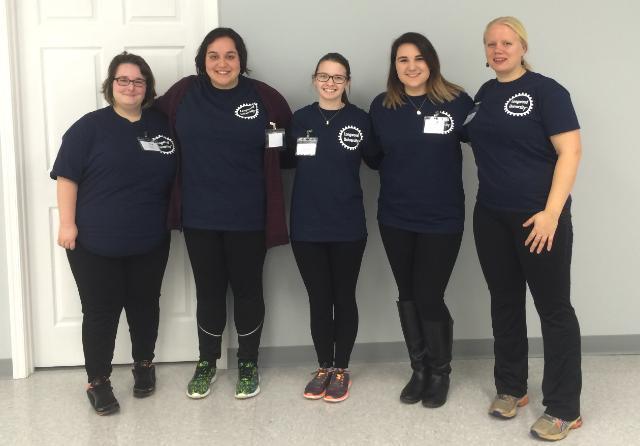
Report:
265,122,285,149
296,137,318,156
138,137,160,152
423,116,447,134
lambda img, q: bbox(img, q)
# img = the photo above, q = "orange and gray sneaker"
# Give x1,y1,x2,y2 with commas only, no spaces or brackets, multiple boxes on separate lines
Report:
303,367,333,399
488,393,529,418
323,368,351,403
530,413,582,441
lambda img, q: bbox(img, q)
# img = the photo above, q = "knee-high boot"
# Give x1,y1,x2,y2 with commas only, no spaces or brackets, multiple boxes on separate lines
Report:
397,300,428,404
421,314,453,408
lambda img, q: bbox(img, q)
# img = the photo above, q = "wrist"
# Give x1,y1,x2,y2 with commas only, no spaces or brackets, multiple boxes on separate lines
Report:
544,207,561,219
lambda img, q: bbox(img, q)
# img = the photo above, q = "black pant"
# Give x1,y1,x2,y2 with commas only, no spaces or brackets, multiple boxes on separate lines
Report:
473,203,581,420
184,228,266,362
66,237,170,382
379,224,462,321
291,239,366,369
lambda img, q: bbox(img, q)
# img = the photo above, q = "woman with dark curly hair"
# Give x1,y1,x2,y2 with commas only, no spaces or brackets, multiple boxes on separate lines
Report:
155,27,292,400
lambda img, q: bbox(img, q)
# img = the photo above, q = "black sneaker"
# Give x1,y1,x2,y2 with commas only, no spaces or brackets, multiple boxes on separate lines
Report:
132,360,156,398
86,376,120,415
303,367,333,399
323,368,351,403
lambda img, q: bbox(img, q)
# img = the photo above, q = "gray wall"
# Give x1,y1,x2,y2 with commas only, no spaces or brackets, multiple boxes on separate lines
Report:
218,0,640,349
1,1,638,362
0,143,12,359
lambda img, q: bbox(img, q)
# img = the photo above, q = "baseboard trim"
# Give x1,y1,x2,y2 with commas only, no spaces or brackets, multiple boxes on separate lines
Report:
227,334,640,368
0,358,12,379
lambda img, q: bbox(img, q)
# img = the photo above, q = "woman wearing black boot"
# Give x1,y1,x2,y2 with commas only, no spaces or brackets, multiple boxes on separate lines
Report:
368,32,473,407
52,52,176,414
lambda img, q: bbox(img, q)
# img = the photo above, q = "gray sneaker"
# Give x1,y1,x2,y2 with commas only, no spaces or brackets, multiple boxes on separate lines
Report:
530,413,582,441
488,393,529,418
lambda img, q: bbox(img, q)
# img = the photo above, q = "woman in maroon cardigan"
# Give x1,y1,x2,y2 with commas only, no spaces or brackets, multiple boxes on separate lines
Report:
156,27,291,400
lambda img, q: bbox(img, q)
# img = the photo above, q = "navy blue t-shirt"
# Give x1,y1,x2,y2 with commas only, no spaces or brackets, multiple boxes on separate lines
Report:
368,91,473,233
289,103,371,242
176,75,269,230
50,106,176,257
466,71,580,212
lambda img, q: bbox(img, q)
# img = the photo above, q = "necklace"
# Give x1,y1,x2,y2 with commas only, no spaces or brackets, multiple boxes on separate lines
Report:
318,104,344,126
405,95,428,115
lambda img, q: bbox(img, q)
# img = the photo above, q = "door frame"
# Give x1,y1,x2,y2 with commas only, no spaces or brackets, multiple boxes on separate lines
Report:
1,0,32,380
1,0,220,379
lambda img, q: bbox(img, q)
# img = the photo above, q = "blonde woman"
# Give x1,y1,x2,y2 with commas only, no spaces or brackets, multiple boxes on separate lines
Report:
465,16,582,441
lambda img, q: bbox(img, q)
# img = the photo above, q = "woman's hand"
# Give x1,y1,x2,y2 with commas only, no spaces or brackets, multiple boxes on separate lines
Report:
523,209,559,254
58,223,78,250
56,176,78,250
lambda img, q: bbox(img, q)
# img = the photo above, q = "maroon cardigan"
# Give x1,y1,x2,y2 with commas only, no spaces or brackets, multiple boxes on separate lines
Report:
155,75,292,248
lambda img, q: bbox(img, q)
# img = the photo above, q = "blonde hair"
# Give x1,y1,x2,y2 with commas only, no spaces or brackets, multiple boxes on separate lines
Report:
484,16,532,71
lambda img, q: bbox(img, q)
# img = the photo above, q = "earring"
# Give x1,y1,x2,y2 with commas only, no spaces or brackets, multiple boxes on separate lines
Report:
521,58,525,66
485,62,489,67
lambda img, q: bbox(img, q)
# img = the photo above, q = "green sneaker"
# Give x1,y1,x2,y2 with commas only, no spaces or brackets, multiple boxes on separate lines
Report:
186,360,216,399
235,360,260,399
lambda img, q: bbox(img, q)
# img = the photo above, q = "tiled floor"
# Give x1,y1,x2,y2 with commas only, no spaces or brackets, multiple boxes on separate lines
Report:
1,355,638,445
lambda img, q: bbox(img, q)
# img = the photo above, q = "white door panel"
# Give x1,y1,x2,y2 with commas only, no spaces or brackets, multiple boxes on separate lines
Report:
18,0,221,367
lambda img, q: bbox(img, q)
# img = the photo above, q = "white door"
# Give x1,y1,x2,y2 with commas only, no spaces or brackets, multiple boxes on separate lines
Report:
17,0,225,367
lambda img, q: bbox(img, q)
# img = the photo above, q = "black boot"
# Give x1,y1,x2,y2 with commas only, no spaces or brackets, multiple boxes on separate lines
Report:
421,316,453,408
397,300,428,404
132,360,156,397
86,376,120,415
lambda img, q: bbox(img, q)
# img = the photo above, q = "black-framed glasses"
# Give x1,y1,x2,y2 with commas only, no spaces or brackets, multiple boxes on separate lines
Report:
114,77,146,88
314,73,348,84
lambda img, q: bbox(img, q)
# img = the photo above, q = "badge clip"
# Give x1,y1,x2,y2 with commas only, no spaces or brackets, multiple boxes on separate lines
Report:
265,122,285,149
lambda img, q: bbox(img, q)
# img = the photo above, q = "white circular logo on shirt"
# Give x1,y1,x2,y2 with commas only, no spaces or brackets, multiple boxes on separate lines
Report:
338,125,363,150
235,102,259,119
153,135,175,155
504,93,534,117
433,110,455,134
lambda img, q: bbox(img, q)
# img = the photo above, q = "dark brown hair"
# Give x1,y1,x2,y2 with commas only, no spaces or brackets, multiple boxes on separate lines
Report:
383,32,463,109
195,27,249,76
313,52,351,104
101,51,156,108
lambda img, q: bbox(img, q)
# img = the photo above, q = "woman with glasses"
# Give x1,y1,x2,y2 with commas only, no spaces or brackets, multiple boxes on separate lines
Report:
466,17,582,441
368,32,473,408
155,27,291,400
285,53,373,403
51,52,176,415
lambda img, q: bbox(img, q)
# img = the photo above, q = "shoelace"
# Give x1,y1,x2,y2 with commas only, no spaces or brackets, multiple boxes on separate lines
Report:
310,368,330,377
331,369,349,384
541,413,567,429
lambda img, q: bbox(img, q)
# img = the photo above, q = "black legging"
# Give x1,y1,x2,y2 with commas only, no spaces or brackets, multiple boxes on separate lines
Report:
473,202,581,420
184,228,266,362
291,239,366,369
66,237,170,382
379,224,462,321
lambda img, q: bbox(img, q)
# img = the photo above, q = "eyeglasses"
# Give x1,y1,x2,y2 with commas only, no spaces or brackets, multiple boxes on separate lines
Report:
314,73,348,84
114,77,146,88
